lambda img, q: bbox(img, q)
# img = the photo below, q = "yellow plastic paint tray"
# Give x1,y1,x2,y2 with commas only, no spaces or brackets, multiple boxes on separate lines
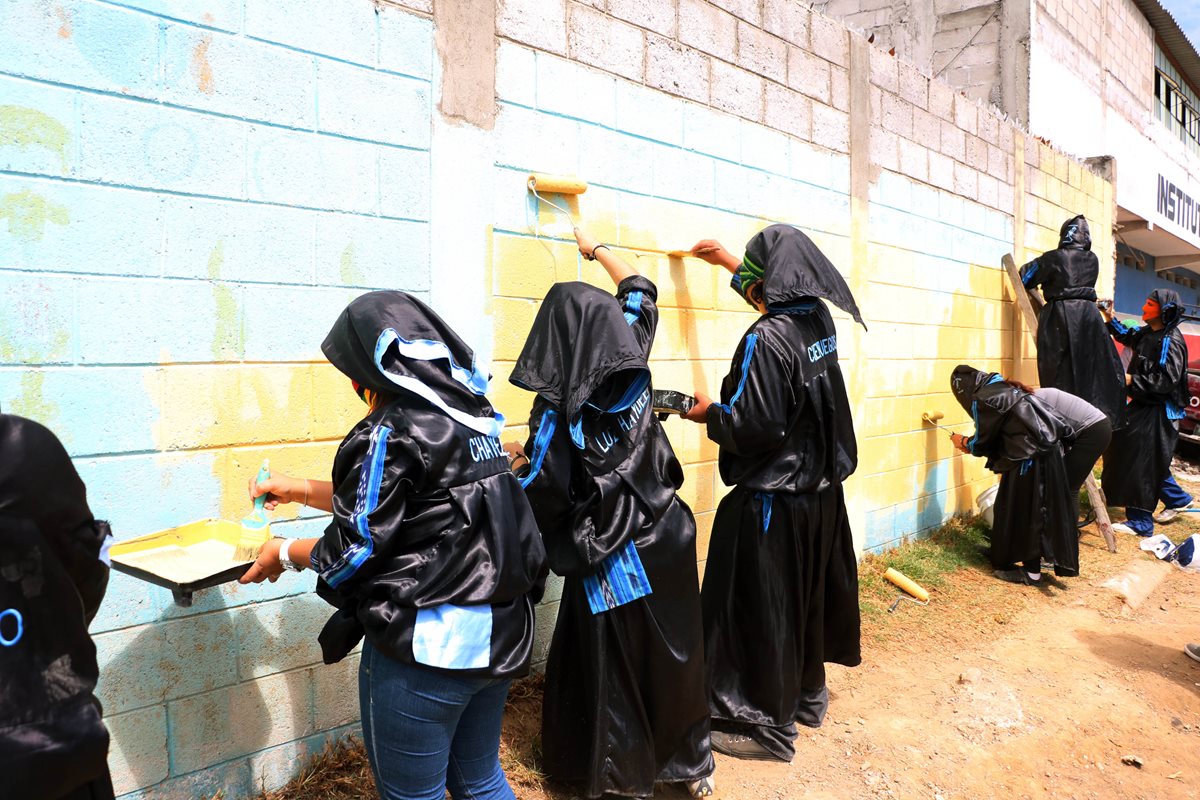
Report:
110,519,255,607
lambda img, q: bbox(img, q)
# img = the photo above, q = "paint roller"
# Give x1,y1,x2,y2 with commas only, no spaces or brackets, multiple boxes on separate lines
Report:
921,409,957,436
885,567,930,613
527,173,588,238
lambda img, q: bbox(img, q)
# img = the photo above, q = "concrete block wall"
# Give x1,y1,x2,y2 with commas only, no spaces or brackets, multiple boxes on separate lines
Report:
0,0,434,796
487,0,1116,565
2,0,1117,793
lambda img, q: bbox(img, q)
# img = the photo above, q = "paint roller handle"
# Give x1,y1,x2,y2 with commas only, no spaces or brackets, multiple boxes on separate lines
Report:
689,240,740,273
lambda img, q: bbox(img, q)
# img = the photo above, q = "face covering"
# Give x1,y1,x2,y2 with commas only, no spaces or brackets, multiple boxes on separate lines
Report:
1143,298,1160,323
731,253,766,305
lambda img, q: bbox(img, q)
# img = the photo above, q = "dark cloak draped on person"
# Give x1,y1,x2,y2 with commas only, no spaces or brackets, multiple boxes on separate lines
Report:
950,366,1079,576
312,290,547,679
0,414,113,799
1102,288,1191,512
702,224,864,762
1019,215,1126,426
511,277,713,797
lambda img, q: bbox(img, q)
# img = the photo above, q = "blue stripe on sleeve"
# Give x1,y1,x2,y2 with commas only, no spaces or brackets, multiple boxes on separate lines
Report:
714,333,759,414
967,399,981,454
583,538,653,614
1021,261,1039,287
520,409,557,489
623,290,644,326
1160,336,1171,367
323,424,392,589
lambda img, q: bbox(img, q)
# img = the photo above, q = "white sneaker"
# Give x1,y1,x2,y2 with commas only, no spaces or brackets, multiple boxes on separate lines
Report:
1154,503,1193,524
1110,522,1141,536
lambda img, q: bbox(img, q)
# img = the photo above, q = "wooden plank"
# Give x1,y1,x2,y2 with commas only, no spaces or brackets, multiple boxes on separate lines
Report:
1001,255,1118,553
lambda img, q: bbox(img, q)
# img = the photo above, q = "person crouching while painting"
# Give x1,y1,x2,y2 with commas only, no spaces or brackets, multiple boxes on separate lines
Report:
239,291,547,800
682,224,865,763
505,225,715,799
948,365,1081,585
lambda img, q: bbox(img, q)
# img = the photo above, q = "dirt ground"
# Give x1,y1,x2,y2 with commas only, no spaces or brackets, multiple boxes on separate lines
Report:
499,473,1200,800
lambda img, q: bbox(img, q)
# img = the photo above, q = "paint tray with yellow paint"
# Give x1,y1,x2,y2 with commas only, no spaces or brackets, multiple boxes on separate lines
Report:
110,519,257,607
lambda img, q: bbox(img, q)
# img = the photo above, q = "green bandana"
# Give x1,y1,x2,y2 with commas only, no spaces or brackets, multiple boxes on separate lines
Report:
731,252,765,303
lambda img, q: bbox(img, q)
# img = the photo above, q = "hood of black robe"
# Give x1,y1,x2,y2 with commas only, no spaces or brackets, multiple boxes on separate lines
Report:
1058,215,1091,251
321,291,503,436
509,282,650,442
1150,287,1185,330
950,365,1001,414
743,224,867,329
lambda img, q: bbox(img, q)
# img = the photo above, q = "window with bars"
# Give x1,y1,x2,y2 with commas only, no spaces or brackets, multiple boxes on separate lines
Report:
1155,45,1200,156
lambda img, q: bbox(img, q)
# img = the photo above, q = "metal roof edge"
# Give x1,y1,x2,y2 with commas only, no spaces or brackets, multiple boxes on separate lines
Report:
1130,0,1200,94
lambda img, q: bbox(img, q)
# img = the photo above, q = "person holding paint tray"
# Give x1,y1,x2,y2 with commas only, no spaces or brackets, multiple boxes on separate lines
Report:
683,226,865,763
239,292,547,800
505,226,715,799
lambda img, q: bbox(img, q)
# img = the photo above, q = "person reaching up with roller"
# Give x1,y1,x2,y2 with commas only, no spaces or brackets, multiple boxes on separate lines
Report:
682,225,864,762
505,226,715,799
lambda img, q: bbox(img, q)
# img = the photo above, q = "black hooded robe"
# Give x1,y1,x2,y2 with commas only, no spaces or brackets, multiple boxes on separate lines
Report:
701,225,864,761
950,367,1079,576
310,291,547,681
0,414,114,800
1101,289,1190,512
1019,216,1126,427
511,276,713,798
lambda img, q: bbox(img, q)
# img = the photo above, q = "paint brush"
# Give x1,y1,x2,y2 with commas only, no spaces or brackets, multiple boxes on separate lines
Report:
234,459,272,562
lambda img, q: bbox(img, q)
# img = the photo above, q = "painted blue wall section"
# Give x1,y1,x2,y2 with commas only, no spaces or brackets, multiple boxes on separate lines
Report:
0,1,434,796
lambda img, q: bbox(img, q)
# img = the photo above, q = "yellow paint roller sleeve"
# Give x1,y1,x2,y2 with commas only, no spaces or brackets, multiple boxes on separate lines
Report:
527,173,588,195
884,568,930,602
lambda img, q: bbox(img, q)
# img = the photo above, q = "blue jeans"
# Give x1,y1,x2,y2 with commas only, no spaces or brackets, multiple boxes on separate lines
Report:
1125,474,1194,535
359,641,516,800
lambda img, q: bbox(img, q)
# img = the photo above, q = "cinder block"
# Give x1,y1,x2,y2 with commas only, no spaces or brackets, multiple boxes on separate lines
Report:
808,12,849,67
0,0,158,98
315,214,429,290
897,138,928,183
568,4,646,82
155,364,316,450
248,126,378,215
881,92,913,139
247,726,361,795
379,146,431,221
953,94,977,136
579,126,655,195
162,26,316,129
104,705,168,795
869,46,898,95
120,748,252,800
0,177,162,277
536,54,617,127
764,0,811,46
496,41,537,107
317,61,431,148
608,0,677,37
679,0,737,62
683,103,741,162
615,81,685,145
0,271,74,364
897,62,929,108
312,653,361,730
0,366,158,457
939,120,965,162
497,0,568,56
167,667,315,775
235,593,330,680
116,0,243,31
764,82,812,140
710,61,763,121
0,77,76,177
870,128,898,172
740,120,790,175
711,0,761,24
494,104,579,175
76,277,232,364
94,612,238,715
811,104,849,153
378,8,434,79
245,0,377,65
492,232,569,299
242,285,353,361
680,462,716,514
787,47,831,104
492,297,541,361
964,134,987,172
645,34,711,105
737,22,787,82
652,145,716,204
77,95,246,199
830,64,849,112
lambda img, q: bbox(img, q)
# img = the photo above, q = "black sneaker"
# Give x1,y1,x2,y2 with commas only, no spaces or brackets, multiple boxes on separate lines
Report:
710,730,779,761
994,568,1039,585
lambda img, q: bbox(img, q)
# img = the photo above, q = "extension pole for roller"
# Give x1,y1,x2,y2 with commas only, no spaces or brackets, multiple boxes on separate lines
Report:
1002,254,1117,553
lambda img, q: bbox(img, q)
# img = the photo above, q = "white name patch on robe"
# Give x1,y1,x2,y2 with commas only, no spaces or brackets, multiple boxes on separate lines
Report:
413,604,492,670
